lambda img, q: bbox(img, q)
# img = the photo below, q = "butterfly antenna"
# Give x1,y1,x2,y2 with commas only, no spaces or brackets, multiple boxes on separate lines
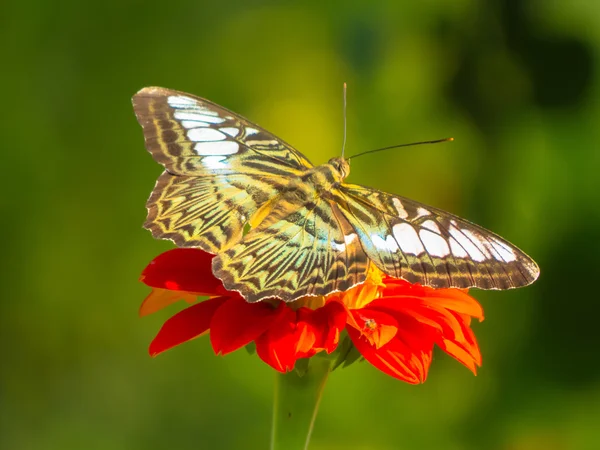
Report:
347,137,454,160
341,82,347,159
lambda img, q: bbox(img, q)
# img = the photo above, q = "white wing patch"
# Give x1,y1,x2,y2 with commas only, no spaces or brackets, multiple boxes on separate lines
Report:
416,207,431,218
488,239,517,262
331,233,358,252
331,240,346,252
245,127,259,136
168,95,220,116
188,128,226,142
410,218,515,262
461,229,493,261
167,95,196,107
483,239,517,262
174,111,225,124
202,155,229,169
220,127,240,138
372,234,399,252
181,120,209,129
448,222,488,262
449,237,470,258
421,220,441,234
194,141,239,156
344,233,358,245
419,229,451,257
392,223,425,255
392,198,409,219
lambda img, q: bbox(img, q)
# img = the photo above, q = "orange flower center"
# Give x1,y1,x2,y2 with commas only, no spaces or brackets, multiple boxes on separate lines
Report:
289,263,386,311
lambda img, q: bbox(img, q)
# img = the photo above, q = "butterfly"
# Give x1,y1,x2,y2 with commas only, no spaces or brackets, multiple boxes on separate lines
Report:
133,87,539,303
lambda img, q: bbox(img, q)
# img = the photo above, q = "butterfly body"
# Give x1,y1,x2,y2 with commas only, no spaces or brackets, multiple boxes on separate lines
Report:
299,159,347,195
134,87,539,303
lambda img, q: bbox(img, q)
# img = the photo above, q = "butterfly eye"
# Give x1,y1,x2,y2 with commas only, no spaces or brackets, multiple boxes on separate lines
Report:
328,158,342,172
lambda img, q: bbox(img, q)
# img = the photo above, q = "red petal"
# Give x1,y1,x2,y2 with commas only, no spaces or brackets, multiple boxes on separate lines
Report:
368,297,452,336
438,340,478,373
407,305,479,364
392,314,436,378
370,295,476,341
418,291,484,321
372,297,481,363
149,296,227,356
348,326,431,384
319,301,347,353
372,300,445,334
436,311,482,372
383,279,484,321
139,288,198,317
298,301,347,355
294,308,318,358
140,249,228,296
348,309,398,349
361,278,483,379
255,305,299,372
210,297,284,355
370,295,482,374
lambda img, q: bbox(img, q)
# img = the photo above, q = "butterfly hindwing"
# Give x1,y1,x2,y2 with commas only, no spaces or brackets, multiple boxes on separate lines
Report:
212,193,370,302
145,171,287,250
133,87,313,252
334,184,539,290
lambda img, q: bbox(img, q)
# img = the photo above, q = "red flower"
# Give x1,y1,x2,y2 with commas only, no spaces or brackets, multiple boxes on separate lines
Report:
140,249,483,383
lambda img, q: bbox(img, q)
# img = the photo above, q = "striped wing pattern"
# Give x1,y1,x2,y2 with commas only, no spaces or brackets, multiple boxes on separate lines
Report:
334,184,539,290
213,193,370,302
133,87,313,177
134,87,539,303
145,171,285,251
133,87,312,252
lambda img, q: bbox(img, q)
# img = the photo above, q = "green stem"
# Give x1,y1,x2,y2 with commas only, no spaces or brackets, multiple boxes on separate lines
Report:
270,358,332,450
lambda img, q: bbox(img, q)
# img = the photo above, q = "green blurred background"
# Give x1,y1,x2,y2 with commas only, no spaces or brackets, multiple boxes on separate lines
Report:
3,1,600,449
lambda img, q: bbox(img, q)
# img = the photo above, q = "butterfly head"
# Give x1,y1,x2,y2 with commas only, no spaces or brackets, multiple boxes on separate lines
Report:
328,157,350,180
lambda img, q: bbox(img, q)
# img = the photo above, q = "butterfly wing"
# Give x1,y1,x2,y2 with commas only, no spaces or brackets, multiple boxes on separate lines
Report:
133,87,313,250
144,171,287,251
212,193,370,302
334,183,540,290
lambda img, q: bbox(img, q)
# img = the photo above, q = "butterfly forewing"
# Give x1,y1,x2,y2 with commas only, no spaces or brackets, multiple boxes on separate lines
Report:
133,87,313,176
334,184,539,290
